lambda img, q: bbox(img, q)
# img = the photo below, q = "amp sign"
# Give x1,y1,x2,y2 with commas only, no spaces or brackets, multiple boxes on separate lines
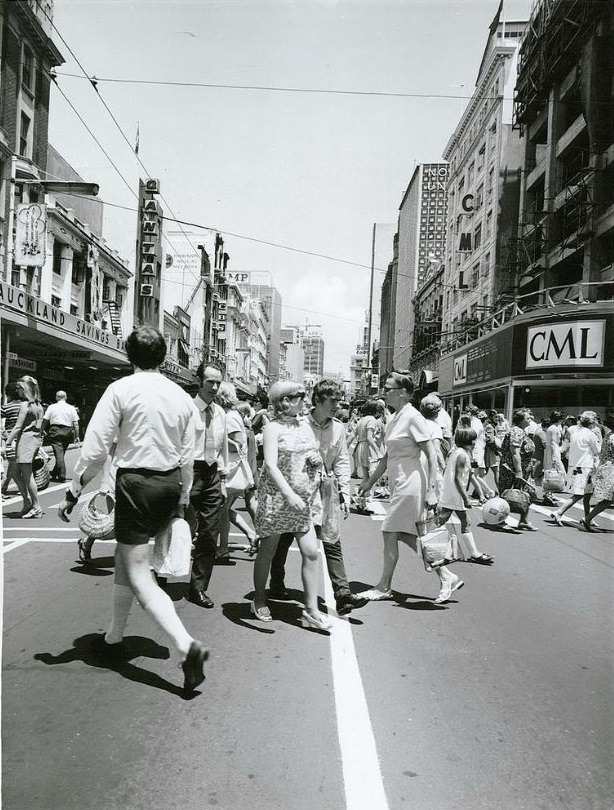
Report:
526,320,605,369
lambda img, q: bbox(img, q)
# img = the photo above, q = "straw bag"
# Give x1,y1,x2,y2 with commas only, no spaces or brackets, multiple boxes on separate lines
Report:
593,464,614,502
78,491,115,540
33,448,50,491
152,517,192,577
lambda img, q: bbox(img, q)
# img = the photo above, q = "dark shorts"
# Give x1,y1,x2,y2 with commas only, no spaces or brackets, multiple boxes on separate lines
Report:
115,467,181,545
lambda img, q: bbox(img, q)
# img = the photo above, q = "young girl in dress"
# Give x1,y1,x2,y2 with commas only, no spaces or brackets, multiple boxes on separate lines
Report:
438,427,494,565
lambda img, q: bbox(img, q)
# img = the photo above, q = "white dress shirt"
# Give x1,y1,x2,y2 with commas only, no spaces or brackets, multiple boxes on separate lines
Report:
43,400,79,427
71,370,196,504
191,394,228,472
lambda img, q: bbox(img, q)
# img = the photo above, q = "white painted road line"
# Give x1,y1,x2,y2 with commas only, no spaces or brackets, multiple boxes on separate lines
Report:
3,527,81,532
321,549,390,810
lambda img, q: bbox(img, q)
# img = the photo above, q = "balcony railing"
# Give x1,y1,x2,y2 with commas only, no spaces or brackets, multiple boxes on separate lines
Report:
440,281,614,354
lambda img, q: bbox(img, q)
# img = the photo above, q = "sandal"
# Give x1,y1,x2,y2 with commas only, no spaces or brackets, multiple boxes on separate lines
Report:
467,553,494,565
77,536,95,563
358,588,393,601
550,513,566,526
22,508,44,519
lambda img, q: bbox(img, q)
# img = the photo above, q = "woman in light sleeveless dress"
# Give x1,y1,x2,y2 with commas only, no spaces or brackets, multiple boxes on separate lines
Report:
358,372,462,604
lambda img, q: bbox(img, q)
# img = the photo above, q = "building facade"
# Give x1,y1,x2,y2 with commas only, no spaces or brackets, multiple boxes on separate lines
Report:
280,325,304,382
301,325,325,378
392,162,448,371
438,1,614,421
237,281,282,384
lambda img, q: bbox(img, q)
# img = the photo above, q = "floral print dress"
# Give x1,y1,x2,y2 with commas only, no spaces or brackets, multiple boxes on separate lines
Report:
255,415,322,535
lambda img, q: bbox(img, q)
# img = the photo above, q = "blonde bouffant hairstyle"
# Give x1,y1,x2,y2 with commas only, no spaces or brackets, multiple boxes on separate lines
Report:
269,380,304,415
216,381,238,410
18,375,41,403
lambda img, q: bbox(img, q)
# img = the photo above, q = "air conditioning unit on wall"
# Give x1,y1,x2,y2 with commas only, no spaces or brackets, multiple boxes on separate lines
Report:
140,283,154,297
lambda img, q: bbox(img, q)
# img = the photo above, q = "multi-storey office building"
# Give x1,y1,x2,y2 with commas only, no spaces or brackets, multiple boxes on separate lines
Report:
280,325,304,383
378,233,398,383
239,282,282,384
301,325,325,378
0,3,134,424
438,1,614,420
393,162,448,371
437,8,528,414
509,0,614,418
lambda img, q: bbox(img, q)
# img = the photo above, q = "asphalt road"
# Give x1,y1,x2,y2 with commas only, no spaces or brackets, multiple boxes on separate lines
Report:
2,452,613,810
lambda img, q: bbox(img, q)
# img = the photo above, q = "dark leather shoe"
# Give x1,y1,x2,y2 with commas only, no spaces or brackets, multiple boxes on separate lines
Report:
187,589,214,609
336,593,369,615
182,640,209,693
214,556,236,566
268,584,290,600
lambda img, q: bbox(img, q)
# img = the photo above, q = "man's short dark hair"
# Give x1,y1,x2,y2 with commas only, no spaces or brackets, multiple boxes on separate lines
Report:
5,381,20,399
125,326,166,369
195,362,223,382
312,379,343,403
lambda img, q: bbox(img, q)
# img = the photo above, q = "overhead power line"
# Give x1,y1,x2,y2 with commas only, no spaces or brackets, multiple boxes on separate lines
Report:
46,13,204,292
54,71,501,102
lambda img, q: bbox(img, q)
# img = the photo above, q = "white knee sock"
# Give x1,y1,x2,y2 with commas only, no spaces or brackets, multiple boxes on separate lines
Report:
141,588,193,659
105,584,134,644
461,531,480,557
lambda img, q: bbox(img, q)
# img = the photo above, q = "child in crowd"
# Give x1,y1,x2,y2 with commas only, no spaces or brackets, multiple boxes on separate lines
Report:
437,426,494,565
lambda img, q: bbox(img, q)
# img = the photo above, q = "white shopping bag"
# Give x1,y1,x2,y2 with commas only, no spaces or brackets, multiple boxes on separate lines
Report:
152,517,192,577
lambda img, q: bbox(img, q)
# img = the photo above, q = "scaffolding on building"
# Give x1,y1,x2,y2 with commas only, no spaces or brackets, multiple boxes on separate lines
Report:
513,0,603,130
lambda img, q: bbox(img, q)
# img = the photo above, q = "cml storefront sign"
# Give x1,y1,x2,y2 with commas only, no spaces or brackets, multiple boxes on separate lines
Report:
525,320,605,369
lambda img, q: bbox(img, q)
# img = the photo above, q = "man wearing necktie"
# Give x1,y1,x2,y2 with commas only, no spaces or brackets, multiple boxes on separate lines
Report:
188,363,229,608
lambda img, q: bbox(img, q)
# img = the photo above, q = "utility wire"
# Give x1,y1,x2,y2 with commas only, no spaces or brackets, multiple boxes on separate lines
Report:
54,71,500,101
47,15,205,293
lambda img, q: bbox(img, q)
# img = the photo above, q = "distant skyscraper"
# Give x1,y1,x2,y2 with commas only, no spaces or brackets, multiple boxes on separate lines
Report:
302,326,325,378
393,162,449,370
238,282,282,383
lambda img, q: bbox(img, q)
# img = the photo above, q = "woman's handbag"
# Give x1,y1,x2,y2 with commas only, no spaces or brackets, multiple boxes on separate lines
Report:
225,455,254,494
152,517,192,577
33,447,51,491
543,469,566,493
78,491,115,540
592,464,614,502
416,513,462,571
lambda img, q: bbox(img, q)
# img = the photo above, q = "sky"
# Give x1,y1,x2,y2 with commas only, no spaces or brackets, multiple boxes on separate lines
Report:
49,0,532,377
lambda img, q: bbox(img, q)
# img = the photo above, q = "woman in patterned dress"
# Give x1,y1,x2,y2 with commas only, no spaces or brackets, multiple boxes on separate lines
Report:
498,408,535,530
251,381,331,631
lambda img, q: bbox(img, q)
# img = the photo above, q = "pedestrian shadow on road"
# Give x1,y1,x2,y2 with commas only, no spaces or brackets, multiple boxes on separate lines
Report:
34,633,195,699
70,555,116,577
390,591,449,610
476,521,522,534
222,591,301,634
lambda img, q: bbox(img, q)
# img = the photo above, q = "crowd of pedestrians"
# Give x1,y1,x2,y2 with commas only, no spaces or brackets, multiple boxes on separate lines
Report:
3,326,613,696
